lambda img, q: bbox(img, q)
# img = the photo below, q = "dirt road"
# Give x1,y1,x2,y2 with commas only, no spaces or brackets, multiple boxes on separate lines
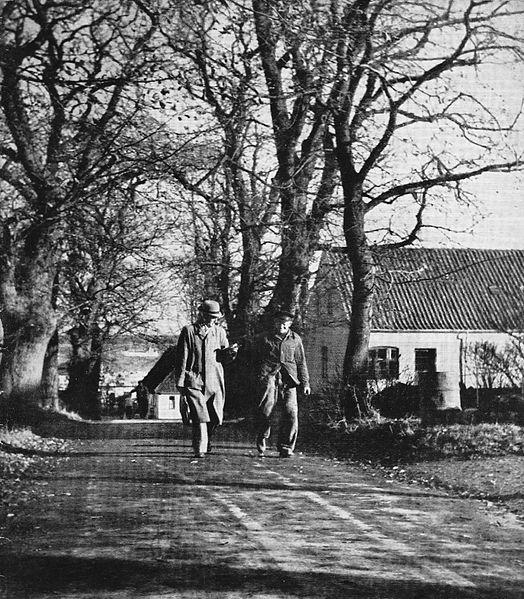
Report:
1,422,523,598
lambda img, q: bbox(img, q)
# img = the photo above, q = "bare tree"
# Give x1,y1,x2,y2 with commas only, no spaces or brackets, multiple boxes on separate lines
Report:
465,340,524,389
146,1,338,338
330,0,522,416
157,1,284,339
0,0,160,420
59,176,179,419
253,0,522,417
252,0,340,318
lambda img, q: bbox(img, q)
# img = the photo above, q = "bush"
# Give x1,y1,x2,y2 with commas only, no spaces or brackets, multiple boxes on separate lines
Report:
370,382,420,418
302,381,524,463
301,378,347,429
461,388,524,424
421,423,524,458
302,412,524,465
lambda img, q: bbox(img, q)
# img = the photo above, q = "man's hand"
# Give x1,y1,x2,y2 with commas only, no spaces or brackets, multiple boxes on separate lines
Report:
303,385,311,396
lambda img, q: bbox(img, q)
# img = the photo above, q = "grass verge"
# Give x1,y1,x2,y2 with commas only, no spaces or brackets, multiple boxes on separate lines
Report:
301,418,524,518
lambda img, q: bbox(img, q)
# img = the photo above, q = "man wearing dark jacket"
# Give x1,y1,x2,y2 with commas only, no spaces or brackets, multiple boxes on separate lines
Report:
251,309,310,458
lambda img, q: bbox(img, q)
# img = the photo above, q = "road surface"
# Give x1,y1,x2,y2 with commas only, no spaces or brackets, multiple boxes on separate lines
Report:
1,422,523,598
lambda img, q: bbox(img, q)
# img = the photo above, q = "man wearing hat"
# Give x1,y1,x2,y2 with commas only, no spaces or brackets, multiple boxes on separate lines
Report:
175,300,238,457
251,309,310,458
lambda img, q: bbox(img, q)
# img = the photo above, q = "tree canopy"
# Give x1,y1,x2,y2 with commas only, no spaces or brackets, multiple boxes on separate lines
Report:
0,0,522,421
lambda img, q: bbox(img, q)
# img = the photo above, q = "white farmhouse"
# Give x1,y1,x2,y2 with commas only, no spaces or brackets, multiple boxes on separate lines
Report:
305,248,524,407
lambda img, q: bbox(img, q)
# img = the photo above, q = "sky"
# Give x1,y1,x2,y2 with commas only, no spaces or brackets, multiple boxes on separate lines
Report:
402,53,523,250
431,46,523,249
420,172,523,249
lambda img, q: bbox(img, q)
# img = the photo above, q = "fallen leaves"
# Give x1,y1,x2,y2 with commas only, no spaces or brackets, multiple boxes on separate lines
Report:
1,427,72,526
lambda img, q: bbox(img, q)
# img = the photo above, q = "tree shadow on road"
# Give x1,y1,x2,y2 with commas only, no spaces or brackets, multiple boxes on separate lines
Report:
28,470,451,499
0,552,517,599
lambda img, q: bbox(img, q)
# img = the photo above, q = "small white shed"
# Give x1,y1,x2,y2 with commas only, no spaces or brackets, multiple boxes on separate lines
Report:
150,370,182,420
141,346,183,421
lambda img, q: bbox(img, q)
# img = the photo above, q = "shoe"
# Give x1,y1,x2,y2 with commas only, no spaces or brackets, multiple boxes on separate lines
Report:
256,437,266,455
194,452,205,458
279,449,294,458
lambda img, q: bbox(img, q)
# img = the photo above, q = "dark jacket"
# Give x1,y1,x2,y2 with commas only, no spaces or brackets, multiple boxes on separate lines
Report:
251,330,309,388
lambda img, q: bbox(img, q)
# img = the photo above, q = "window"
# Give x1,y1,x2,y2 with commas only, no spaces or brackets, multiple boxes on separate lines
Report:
414,348,436,374
368,347,399,379
169,395,176,409
316,292,323,317
321,346,329,379
326,289,337,316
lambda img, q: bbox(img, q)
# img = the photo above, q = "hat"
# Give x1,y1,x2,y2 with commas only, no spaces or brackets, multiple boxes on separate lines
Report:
273,308,295,321
199,299,222,317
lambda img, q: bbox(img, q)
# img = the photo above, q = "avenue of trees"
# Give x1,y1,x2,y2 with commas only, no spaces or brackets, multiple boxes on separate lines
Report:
0,0,522,421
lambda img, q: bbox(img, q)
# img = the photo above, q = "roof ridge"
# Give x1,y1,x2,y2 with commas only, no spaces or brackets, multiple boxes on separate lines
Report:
327,246,524,253
319,247,524,331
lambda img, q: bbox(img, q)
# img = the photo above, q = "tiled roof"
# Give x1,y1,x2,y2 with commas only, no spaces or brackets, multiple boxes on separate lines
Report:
142,346,177,392
328,248,524,331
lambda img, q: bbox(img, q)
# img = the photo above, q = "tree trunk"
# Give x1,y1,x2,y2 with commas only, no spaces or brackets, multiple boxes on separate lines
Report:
342,259,375,420
0,308,56,423
268,218,311,317
340,182,375,420
64,324,103,420
41,329,60,410
231,230,262,341
41,272,60,410
0,213,63,423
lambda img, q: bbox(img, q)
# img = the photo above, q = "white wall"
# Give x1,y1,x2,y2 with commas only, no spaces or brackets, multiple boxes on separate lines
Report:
152,393,182,420
370,331,461,384
304,324,348,389
304,326,513,392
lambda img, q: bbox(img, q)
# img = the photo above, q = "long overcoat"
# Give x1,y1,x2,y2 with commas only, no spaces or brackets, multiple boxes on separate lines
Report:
174,323,229,424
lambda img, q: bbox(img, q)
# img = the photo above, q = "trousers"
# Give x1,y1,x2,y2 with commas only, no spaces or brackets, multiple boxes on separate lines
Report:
255,374,298,452
185,390,219,454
